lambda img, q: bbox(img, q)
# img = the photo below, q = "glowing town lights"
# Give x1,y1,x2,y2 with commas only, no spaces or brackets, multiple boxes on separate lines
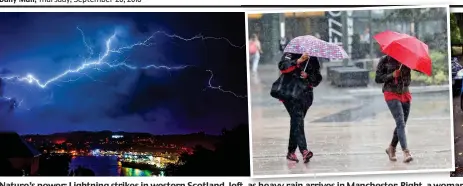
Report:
91,149,101,156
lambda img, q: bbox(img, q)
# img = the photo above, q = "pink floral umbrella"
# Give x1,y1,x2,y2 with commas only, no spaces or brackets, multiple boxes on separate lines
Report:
284,35,349,59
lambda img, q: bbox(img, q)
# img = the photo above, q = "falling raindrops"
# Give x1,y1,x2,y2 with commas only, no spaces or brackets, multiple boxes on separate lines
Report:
250,7,452,176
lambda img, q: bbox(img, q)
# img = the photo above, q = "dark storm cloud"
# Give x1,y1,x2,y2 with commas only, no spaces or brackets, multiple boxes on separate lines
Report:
0,12,248,135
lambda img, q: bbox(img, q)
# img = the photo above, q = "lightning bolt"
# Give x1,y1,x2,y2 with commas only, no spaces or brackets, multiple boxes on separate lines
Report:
204,70,246,98
0,27,247,101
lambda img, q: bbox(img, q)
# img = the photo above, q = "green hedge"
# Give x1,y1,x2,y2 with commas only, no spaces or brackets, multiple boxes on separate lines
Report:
410,50,448,85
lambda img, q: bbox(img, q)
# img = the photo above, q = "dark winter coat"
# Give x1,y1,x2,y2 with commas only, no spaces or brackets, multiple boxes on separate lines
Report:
277,53,322,101
375,55,411,94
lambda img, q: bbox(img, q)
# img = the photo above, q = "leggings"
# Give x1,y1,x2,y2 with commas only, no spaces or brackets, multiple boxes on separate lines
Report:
386,100,411,150
283,93,313,153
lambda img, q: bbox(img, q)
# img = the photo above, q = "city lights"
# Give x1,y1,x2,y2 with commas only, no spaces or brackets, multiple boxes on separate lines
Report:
26,133,186,171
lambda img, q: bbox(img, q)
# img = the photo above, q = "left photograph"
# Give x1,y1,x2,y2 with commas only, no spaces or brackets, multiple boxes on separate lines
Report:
0,12,249,176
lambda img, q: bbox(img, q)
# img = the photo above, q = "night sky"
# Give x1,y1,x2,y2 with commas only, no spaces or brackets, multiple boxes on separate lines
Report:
0,12,248,135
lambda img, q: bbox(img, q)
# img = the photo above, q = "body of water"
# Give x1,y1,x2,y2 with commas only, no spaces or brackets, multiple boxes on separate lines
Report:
70,156,164,176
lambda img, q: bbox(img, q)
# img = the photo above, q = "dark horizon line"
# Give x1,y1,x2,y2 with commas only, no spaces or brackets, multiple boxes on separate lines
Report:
14,130,221,136
3,123,248,137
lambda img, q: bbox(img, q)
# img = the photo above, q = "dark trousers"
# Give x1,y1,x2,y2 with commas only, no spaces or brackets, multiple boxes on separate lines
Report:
386,100,411,150
283,92,313,153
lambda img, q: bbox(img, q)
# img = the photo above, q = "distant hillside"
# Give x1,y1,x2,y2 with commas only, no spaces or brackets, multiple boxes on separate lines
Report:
22,130,220,150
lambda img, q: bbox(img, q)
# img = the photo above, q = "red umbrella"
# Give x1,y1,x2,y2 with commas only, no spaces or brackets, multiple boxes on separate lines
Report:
374,30,432,76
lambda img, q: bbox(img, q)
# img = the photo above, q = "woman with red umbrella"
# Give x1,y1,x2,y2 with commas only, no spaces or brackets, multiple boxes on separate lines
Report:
278,52,322,163
375,55,413,163
374,30,432,163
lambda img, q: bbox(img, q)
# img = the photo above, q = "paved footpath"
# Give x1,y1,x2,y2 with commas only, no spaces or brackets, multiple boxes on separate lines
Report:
251,63,453,176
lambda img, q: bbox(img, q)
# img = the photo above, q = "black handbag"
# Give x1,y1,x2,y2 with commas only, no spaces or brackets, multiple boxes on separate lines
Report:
270,73,307,101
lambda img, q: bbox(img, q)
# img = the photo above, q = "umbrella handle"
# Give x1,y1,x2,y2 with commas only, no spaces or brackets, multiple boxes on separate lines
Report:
299,62,309,79
301,61,309,78
395,64,403,84
303,62,309,71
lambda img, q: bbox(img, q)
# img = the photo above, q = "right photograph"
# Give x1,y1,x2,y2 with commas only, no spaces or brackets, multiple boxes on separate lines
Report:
451,12,463,177
248,6,454,177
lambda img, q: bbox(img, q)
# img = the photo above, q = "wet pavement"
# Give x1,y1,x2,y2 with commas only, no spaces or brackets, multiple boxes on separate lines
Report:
250,63,453,176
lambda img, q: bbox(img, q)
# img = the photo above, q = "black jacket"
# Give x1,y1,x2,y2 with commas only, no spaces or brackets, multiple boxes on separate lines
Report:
278,52,323,90
375,55,411,93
